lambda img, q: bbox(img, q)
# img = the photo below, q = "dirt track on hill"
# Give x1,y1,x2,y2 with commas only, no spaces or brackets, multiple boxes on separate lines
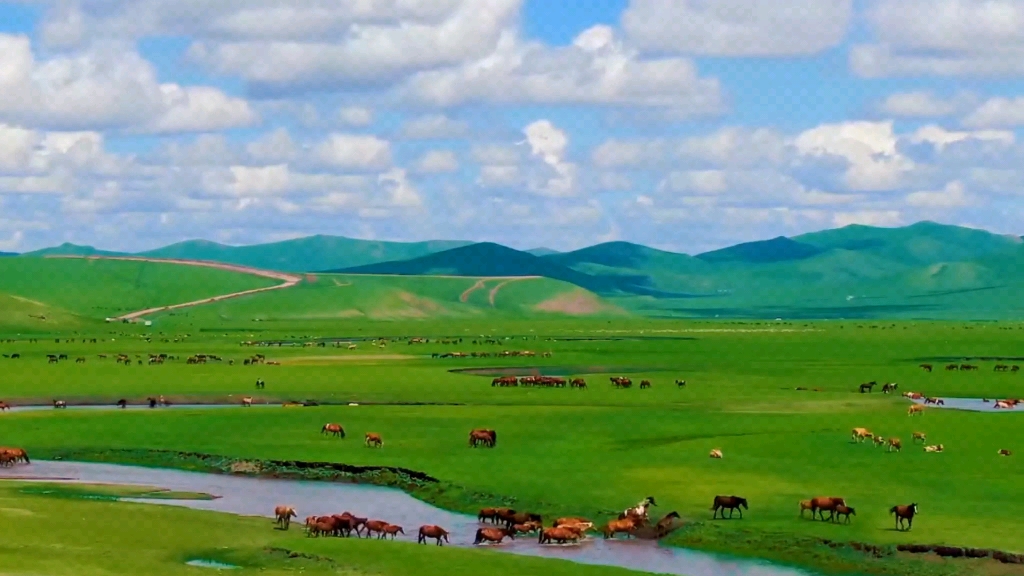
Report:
46,255,302,321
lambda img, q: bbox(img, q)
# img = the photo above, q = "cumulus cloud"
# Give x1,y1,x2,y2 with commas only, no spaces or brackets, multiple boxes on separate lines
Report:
905,180,973,208
399,114,470,140
878,91,976,118
313,134,392,170
522,120,577,197
336,106,374,127
622,0,853,56
793,121,913,191
414,150,459,174
962,97,1024,128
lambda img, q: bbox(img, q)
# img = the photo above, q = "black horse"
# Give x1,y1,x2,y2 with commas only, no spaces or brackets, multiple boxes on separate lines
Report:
711,495,749,519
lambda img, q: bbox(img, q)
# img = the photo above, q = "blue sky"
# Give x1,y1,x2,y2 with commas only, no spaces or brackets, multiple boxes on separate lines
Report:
2,0,1024,254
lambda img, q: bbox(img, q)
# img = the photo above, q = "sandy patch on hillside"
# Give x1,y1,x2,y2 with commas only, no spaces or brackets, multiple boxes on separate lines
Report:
533,289,616,316
459,279,486,302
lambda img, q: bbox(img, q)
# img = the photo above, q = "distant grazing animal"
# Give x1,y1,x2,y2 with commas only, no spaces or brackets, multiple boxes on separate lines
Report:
859,381,877,393
872,435,886,447
417,525,450,546
570,378,587,389
908,404,926,416
998,449,1012,456
676,379,687,387
946,364,958,371
382,524,405,540
809,497,847,521
321,423,345,438
540,526,584,544
924,444,944,453
833,505,855,524
851,427,873,443
52,399,66,409
274,506,297,530
365,433,383,448
709,449,723,459
363,520,391,539
610,376,632,388
919,364,932,372
602,517,640,539
888,438,902,452
924,397,944,406
241,397,253,407
0,447,29,464
890,504,918,531
711,495,748,519
882,382,898,394
474,527,516,545
912,431,927,444
0,401,9,411
469,428,496,448
75,357,85,364
116,399,127,409
639,380,652,389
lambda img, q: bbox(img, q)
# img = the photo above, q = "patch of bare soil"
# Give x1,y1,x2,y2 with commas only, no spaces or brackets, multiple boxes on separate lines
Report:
533,289,614,316
459,279,487,302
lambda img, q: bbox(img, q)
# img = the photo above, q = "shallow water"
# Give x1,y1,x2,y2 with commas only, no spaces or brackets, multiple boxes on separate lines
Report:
450,366,666,377
185,559,239,570
0,461,813,576
909,398,1019,412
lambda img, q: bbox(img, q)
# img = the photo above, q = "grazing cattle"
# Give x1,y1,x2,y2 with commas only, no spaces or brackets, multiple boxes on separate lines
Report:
882,382,898,394
365,433,383,448
859,381,877,393
711,495,748,519
908,404,926,416
602,518,640,539
539,527,584,544
469,429,496,448
924,444,944,453
639,380,652,389
417,525,450,546
474,527,516,545
0,401,9,411
382,524,405,540
709,448,723,459
116,399,127,409
919,364,932,372
809,497,847,521
851,427,873,443
912,431,927,444
888,438,902,452
890,503,918,531
834,505,855,524
321,423,345,438
274,506,297,530
241,397,253,407
676,379,687,387
53,399,66,409
998,449,1012,456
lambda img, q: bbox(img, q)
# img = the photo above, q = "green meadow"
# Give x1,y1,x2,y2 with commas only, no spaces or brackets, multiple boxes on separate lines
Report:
1,258,1023,576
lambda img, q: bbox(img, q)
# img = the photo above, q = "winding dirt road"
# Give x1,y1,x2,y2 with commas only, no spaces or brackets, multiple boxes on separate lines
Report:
46,255,302,321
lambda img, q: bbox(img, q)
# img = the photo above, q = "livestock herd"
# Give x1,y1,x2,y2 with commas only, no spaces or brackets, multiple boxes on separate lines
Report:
491,376,687,389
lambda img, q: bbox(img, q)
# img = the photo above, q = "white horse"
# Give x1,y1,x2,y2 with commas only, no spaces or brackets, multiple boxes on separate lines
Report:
621,496,657,521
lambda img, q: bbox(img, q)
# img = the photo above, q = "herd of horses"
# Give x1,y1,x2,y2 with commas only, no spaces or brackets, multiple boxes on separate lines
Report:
798,497,919,531
317,424,497,449
919,362,1019,372
0,447,29,467
490,376,686,390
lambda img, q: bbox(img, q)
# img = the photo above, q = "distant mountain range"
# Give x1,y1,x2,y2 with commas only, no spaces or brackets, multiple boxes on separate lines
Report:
20,222,1024,318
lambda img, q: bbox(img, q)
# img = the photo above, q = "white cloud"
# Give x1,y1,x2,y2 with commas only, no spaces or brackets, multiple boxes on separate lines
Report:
337,106,374,127
592,139,666,169
147,85,258,134
678,127,788,167
523,120,577,197
878,91,975,117
908,125,1015,151
313,134,392,170
477,165,522,188
414,150,459,173
853,0,1024,77
831,210,903,227
962,97,1024,128
401,26,722,115
622,0,853,57
377,168,422,208
905,180,973,208
399,114,469,139
793,121,913,191
245,128,298,163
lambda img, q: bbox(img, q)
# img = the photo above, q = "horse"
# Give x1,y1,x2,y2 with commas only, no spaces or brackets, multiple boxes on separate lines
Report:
570,378,587,389
999,449,1012,456
890,503,918,531
620,496,657,521
653,511,681,537
512,521,543,535
859,381,877,393
882,382,898,394
602,517,640,539
919,364,932,372
888,438,902,452
365,433,383,448
474,527,516,545
851,427,873,443
711,495,748,519
274,506,297,530
336,512,367,537
0,447,29,464
503,512,541,529
540,527,584,544
321,423,345,438
417,525,450,546
912,431,926,444
553,517,592,529
639,380,652,389
363,520,391,539
0,401,10,411
241,397,253,407
908,404,925,416
834,505,855,524
924,444,944,453
809,497,846,521
676,379,687,387
709,448,723,458
469,429,496,448
382,524,405,539
52,399,66,409
116,399,127,409
799,500,814,518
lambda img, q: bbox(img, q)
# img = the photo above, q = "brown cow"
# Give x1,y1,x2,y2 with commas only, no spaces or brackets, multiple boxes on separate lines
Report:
474,527,516,545
321,423,345,438
418,525,450,546
274,506,297,529
365,433,383,448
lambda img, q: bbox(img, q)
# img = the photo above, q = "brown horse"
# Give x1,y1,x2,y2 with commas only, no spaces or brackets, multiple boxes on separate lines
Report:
474,527,516,545
512,521,543,534
888,438,902,452
539,527,584,544
834,505,855,524
418,525,450,546
890,503,918,531
274,506,297,530
809,497,846,521
554,517,592,529
382,524,405,539
503,512,541,529
321,423,345,438
602,517,640,539
0,401,10,411
653,511,682,537
0,453,15,467
363,520,391,539
478,507,512,523
469,429,496,447
639,380,652,389
711,495,748,519
912,431,927,444
799,500,813,518
0,447,29,464
908,404,925,416
365,433,383,448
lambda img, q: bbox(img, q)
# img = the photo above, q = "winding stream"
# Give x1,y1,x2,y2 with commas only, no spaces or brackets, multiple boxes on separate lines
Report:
0,461,813,576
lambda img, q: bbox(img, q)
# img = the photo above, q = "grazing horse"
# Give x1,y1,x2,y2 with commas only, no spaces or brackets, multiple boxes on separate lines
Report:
570,378,588,389
834,505,855,524
602,518,640,539
851,427,873,443
116,399,127,409
0,447,29,464
676,379,687,387
417,525,450,546
0,401,10,411
711,495,748,519
382,524,405,540
653,511,681,537
274,506,297,530
890,504,918,531
872,435,886,448
241,397,253,407
888,438,902,452
620,497,657,522
999,449,1012,456
0,453,15,467
799,500,814,518
365,433,383,448
52,399,66,409
709,448,723,459
924,444,944,453
363,520,391,539
908,404,925,416
321,423,345,438
859,381,877,393
882,382,898,394
919,364,932,372
469,429,496,448
474,527,516,545
540,527,584,544
809,497,846,521
639,380,652,389
912,431,926,444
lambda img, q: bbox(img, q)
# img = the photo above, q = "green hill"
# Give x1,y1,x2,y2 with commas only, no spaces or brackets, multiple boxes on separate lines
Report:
139,235,471,272
0,251,17,257
696,236,823,264
24,243,126,257
525,247,560,256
